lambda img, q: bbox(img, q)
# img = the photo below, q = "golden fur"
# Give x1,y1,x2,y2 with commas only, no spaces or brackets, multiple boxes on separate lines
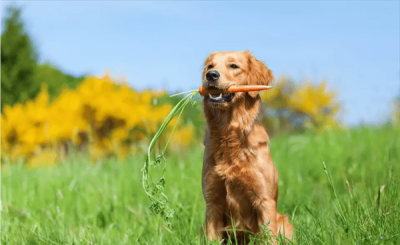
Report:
201,51,293,243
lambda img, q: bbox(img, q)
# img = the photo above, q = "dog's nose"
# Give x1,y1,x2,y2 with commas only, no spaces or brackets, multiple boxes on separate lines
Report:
206,70,220,83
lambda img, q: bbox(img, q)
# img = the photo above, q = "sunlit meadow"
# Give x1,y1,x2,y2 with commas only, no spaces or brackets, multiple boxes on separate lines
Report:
2,124,400,244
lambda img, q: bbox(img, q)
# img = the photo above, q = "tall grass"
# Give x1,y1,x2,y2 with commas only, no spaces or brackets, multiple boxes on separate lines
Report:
2,125,399,244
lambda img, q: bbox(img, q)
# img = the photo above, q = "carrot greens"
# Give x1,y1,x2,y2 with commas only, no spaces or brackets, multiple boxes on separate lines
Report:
141,90,199,228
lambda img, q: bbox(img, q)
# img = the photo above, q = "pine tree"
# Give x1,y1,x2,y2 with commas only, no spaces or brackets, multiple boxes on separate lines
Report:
1,6,39,109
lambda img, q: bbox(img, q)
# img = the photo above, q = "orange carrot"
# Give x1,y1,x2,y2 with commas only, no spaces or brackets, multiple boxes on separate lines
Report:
199,85,272,96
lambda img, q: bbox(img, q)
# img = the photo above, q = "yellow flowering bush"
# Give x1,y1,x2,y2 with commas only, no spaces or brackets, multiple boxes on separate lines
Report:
170,124,195,149
1,74,195,166
288,81,340,131
261,76,341,135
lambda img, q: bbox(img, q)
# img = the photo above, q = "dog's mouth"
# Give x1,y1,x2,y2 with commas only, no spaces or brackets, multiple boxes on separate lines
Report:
209,92,235,103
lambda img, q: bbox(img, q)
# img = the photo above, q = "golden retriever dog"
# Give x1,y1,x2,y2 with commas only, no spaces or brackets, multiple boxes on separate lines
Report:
201,51,293,243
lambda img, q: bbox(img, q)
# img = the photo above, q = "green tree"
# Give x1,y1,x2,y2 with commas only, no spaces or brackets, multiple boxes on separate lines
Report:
34,63,85,100
1,6,39,109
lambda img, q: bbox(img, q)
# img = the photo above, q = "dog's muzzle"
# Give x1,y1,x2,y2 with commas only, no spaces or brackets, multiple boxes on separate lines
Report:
206,70,220,84
209,92,235,103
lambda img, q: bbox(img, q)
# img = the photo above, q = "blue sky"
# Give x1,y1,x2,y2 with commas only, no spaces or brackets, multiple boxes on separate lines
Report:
2,1,399,125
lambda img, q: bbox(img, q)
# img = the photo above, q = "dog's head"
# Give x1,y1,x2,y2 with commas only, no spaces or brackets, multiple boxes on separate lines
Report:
202,51,274,109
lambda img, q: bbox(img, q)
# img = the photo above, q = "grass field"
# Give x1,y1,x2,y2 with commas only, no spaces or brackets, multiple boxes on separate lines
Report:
2,125,400,244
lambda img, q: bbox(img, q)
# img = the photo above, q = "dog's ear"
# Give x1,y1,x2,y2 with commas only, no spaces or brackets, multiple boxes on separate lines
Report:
245,51,274,98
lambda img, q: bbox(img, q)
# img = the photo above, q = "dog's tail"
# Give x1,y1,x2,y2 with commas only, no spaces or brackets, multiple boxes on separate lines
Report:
277,213,294,241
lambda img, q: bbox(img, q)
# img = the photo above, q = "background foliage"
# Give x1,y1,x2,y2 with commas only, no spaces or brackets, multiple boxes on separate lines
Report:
1,74,199,166
1,7,38,109
33,63,85,101
1,7,85,110
261,76,340,136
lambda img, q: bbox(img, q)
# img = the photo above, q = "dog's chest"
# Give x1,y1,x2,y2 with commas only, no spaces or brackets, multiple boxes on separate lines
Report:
214,162,256,191
215,163,260,223
206,138,259,187
212,140,256,167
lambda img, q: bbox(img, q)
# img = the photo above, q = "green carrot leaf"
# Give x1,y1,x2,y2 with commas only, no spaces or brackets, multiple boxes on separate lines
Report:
141,90,199,228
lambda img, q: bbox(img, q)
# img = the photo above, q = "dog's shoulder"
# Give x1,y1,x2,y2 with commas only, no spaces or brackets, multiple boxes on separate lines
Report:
249,122,269,148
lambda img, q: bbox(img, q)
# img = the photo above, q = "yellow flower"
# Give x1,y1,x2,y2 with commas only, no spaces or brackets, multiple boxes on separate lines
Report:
171,124,195,148
1,72,194,165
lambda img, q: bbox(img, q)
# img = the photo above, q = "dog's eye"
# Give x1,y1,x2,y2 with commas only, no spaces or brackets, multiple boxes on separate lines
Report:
230,64,239,69
207,64,214,69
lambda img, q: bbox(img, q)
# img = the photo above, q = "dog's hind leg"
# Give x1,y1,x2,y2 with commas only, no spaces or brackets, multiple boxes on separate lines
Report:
277,213,293,241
